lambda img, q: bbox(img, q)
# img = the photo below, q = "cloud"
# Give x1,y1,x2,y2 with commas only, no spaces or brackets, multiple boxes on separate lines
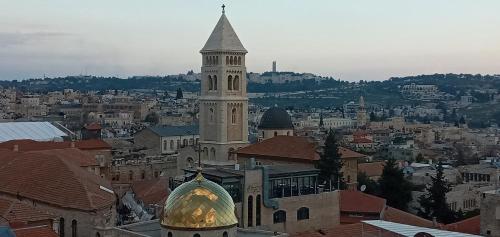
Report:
0,31,71,47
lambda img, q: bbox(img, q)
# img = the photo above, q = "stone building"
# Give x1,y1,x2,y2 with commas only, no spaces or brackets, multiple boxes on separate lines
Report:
134,125,199,155
177,162,340,234
0,150,116,237
480,190,500,236
198,9,249,164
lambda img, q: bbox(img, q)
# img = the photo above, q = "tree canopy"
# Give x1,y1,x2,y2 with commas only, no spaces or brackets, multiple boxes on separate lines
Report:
378,159,413,211
316,129,345,190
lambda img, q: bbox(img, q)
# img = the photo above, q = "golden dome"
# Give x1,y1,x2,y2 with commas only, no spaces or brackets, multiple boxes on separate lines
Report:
161,172,238,230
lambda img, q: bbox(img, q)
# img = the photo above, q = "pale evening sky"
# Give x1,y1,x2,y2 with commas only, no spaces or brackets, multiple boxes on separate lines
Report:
1,0,500,81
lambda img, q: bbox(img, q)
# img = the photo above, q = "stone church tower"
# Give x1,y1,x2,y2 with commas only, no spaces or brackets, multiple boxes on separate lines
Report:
199,9,248,163
357,96,367,127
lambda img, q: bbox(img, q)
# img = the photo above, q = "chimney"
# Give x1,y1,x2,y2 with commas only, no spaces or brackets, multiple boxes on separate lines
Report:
70,141,76,148
13,144,18,152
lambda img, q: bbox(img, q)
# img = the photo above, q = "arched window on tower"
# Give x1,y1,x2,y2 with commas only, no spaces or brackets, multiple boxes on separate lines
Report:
233,75,239,90
228,76,233,90
205,56,209,65
231,108,237,124
223,232,228,237
208,76,213,90
226,56,229,65
213,75,218,90
230,56,234,65
170,140,174,150
209,108,214,123
238,56,241,65
203,147,208,160
210,147,216,160
256,195,261,226
216,56,219,65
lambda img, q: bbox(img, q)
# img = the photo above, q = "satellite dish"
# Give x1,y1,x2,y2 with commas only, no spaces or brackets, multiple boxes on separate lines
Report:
360,185,366,192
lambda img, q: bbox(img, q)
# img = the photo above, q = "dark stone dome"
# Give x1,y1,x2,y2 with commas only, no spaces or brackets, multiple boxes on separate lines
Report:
258,106,293,129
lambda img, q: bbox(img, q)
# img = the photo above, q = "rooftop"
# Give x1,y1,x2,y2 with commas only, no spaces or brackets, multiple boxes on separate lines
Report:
148,125,199,137
201,13,247,53
0,122,67,142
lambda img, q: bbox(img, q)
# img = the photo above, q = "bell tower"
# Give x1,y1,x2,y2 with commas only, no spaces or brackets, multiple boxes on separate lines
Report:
199,7,248,163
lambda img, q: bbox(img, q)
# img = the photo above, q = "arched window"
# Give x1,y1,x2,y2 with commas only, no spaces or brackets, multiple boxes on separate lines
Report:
205,56,209,65
203,147,208,160
297,207,309,220
183,139,188,147
168,232,173,237
256,195,261,226
210,147,216,160
231,108,237,124
238,56,241,65
273,210,286,223
216,56,219,65
228,75,233,90
347,175,351,183
226,56,229,65
233,75,239,90
209,108,214,123
248,195,253,227
96,233,101,237
194,234,200,237
230,56,233,65
163,140,167,151
208,76,213,90
213,75,218,90
59,218,65,237
170,140,174,150
189,138,194,145
141,170,145,180
71,220,77,237
274,131,278,137
223,232,228,237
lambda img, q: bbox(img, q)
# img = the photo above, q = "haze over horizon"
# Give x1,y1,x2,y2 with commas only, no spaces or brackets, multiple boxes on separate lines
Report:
1,0,500,82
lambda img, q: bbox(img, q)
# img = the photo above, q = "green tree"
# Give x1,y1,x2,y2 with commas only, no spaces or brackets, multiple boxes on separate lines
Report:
378,159,413,211
357,171,379,195
370,111,377,121
176,88,183,99
316,129,345,189
418,162,457,224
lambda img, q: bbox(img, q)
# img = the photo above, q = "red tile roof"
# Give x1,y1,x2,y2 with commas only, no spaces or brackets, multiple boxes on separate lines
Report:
382,206,436,228
237,136,365,162
358,162,385,178
0,150,115,211
0,198,55,223
445,215,480,235
131,177,169,206
0,139,111,151
27,148,98,167
13,226,58,237
291,223,386,237
340,190,386,214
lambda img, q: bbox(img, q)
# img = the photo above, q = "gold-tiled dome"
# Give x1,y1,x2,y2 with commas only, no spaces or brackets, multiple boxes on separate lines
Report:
161,172,238,230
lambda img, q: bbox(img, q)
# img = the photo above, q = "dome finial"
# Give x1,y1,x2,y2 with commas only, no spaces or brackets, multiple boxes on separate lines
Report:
222,4,225,14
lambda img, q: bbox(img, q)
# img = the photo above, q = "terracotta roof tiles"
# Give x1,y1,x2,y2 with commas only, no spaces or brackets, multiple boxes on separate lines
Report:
0,150,115,211
340,190,386,214
0,198,55,223
131,177,169,206
0,139,111,151
13,226,58,237
445,215,480,235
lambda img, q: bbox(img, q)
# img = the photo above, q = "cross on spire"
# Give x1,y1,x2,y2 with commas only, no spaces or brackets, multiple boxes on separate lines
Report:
222,4,225,14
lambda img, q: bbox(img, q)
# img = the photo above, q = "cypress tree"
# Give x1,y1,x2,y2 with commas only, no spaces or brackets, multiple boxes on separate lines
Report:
378,159,413,211
316,129,345,189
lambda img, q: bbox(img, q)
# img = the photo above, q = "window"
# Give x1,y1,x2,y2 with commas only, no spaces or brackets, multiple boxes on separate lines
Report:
248,195,253,227
256,195,261,226
194,234,200,237
274,131,278,137
231,108,237,124
209,108,215,123
183,139,188,147
230,56,233,65
228,75,233,90
129,171,133,181
223,232,228,237
168,232,173,237
59,218,65,237
96,233,101,237
297,207,309,220
238,56,241,65
163,140,167,151
141,170,145,180
208,76,213,90
273,210,286,223
210,148,216,160
213,76,218,90
226,56,229,65
233,76,239,90
71,220,77,237
203,147,208,160
170,140,174,150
